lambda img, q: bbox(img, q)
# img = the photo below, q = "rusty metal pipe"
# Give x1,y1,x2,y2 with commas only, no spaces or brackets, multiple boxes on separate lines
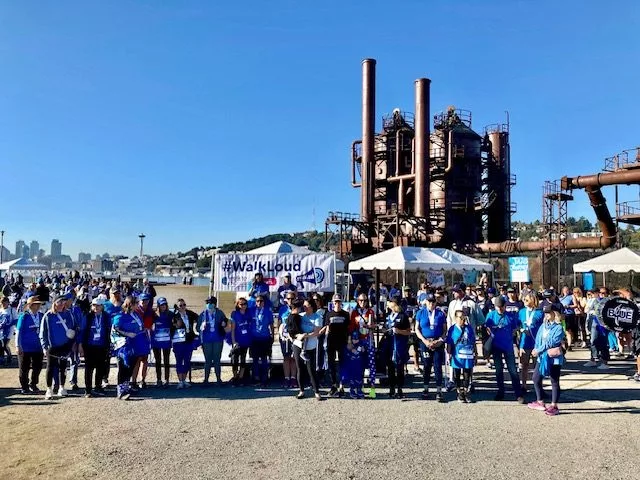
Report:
387,174,416,182
562,169,640,190
351,140,362,187
414,78,430,217
361,58,376,222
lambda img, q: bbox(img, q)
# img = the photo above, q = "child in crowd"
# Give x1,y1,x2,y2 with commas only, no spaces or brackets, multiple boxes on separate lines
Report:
344,331,365,399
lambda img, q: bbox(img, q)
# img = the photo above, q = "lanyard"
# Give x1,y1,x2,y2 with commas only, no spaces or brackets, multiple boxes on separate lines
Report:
132,312,143,330
30,312,39,327
428,309,436,329
94,314,102,331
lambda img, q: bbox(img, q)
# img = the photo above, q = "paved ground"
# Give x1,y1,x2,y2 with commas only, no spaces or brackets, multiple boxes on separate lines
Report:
1,345,639,480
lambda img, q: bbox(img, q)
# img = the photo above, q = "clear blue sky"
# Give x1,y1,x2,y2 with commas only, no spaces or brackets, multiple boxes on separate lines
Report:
1,1,639,258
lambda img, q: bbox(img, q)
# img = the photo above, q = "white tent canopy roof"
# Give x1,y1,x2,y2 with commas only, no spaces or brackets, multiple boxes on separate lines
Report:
244,241,344,272
0,258,48,271
348,247,493,272
573,247,640,273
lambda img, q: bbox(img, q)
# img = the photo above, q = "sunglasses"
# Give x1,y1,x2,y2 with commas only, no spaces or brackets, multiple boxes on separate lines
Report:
239,303,247,306
256,299,264,303
178,304,186,307
286,297,295,300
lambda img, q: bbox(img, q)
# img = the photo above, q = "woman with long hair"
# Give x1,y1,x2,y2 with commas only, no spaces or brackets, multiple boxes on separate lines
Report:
229,297,253,386
293,298,323,400
349,293,376,398
111,296,145,400
518,293,544,394
151,297,172,387
172,298,198,389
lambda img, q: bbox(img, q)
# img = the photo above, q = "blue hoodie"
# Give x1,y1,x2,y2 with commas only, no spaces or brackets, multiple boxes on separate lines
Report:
16,311,43,353
40,310,75,350
518,307,544,350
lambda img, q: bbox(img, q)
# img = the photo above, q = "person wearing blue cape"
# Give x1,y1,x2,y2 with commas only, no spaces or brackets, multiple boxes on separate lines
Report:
111,296,145,400
528,305,565,416
446,309,476,403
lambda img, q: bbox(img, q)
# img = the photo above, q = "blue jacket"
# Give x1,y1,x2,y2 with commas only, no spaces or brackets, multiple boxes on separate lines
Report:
252,306,274,340
446,324,476,369
16,311,43,353
198,308,228,344
81,311,111,348
485,309,518,353
416,307,447,340
152,310,174,349
534,321,565,366
40,310,74,350
518,307,544,350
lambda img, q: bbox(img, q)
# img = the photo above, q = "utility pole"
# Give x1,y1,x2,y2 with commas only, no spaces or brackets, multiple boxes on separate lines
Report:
139,233,146,260
0,230,4,263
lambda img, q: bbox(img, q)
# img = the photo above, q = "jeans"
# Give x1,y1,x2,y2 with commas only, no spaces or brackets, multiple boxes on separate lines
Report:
67,350,80,386
202,341,223,382
590,325,610,362
492,348,522,396
293,345,319,394
18,350,43,390
84,345,108,394
533,363,561,404
421,345,444,388
117,357,133,387
251,337,272,384
46,344,72,389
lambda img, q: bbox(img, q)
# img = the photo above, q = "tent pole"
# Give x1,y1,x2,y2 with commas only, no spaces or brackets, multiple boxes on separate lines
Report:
403,267,406,290
573,272,576,288
333,252,337,295
603,272,606,287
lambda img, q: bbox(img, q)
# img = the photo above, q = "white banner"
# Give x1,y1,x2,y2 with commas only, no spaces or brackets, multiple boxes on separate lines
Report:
214,253,335,292
427,270,445,287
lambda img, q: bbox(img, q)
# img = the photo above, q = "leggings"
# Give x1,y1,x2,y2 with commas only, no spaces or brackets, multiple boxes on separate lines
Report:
326,344,345,387
421,345,444,388
231,346,248,376
46,344,71,388
1,338,11,361
293,345,319,394
453,368,472,390
117,357,133,385
84,345,108,393
533,364,561,404
152,347,171,382
202,342,224,382
387,361,405,390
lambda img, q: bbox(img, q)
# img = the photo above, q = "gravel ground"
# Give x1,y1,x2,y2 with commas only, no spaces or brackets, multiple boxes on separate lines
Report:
1,347,639,480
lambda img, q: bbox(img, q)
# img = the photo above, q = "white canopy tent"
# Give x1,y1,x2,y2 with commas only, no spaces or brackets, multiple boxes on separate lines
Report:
246,241,344,272
572,247,640,286
0,257,47,271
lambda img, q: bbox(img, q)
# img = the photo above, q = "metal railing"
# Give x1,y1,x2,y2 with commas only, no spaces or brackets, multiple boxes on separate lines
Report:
617,201,640,218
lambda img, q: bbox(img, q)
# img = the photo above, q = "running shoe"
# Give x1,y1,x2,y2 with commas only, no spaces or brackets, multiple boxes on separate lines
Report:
596,363,610,370
45,388,53,400
297,391,305,399
583,361,598,367
527,400,547,411
29,385,41,394
435,392,444,403
356,389,365,399
328,386,338,397
544,405,560,416
421,389,429,400
57,387,67,397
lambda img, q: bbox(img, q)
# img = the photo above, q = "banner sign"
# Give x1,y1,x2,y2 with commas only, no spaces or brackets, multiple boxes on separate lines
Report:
508,256,530,283
214,253,335,292
427,270,445,287
463,270,478,286
600,297,639,332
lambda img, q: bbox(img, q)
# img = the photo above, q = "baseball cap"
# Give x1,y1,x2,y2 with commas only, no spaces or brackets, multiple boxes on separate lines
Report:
506,287,515,293
331,294,342,302
487,287,497,295
139,293,152,301
206,296,217,305
91,297,106,306
453,283,466,292
542,289,553,298
157,297,168,306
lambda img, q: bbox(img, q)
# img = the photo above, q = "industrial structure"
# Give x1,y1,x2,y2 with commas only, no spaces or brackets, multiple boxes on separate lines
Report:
326,58,639,279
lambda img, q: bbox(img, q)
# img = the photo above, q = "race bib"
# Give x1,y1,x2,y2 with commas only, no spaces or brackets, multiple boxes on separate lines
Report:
155,328,170,342
458,345,474,360
241,329,248,335
172,328,186,343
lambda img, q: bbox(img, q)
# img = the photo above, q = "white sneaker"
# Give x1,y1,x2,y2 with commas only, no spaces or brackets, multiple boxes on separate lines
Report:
57,387,67,397
583,361,598,367
177,381,184,390
45,388,53,400
580,342,587,348
183,381,192,388
101,380,109,389
597,363,610,370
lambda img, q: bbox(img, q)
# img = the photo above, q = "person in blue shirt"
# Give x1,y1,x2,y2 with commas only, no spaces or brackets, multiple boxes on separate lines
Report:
446,309,476,403
230,297,253,386
248,273,271,309
65,291,86,392
16,296,45,394
79,297,111,397
415,294,447,401
40,295,76,400
0,296,18,366
385,297,412,399
559,286,577,350
250,295,274,387
585,289,611,369
528,305,565,416
172,298,199,389
112,296,145,400
277,273,297,306
197,296,229,386
278,292,297,389
485,296,524,402
518,293,544,393
151,297,173,387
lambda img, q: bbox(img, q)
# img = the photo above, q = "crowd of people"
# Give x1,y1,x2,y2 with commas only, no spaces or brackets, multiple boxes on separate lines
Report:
1,272,639,416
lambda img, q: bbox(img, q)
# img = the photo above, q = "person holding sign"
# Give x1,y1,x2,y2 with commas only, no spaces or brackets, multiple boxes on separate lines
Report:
151,297,173,387
528,305,565,416
446,309,476,403
172,298,198,389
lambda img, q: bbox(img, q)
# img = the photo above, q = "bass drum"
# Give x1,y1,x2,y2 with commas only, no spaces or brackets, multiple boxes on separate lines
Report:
598,297,640,332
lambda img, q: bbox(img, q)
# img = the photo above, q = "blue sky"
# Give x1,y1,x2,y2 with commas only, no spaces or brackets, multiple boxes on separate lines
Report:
1,1,639,258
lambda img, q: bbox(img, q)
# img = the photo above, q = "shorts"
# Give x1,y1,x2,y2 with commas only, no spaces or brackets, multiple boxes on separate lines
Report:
279,339,292,358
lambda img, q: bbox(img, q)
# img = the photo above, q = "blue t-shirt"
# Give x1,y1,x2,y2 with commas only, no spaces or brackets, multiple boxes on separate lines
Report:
231,309,253,348
301,312,323,350
16,311,42,353
199,308,227,344
446,324,476,369
252,307,274,340
416,307,447,339
518,307,544,350
485,309,517,353
112,312,144,354
152,311,174,348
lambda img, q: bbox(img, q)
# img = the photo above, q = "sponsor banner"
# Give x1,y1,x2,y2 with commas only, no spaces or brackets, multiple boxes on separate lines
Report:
509,256,530,283
600,297,639,332
427,270,445,287
214,253,335,292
